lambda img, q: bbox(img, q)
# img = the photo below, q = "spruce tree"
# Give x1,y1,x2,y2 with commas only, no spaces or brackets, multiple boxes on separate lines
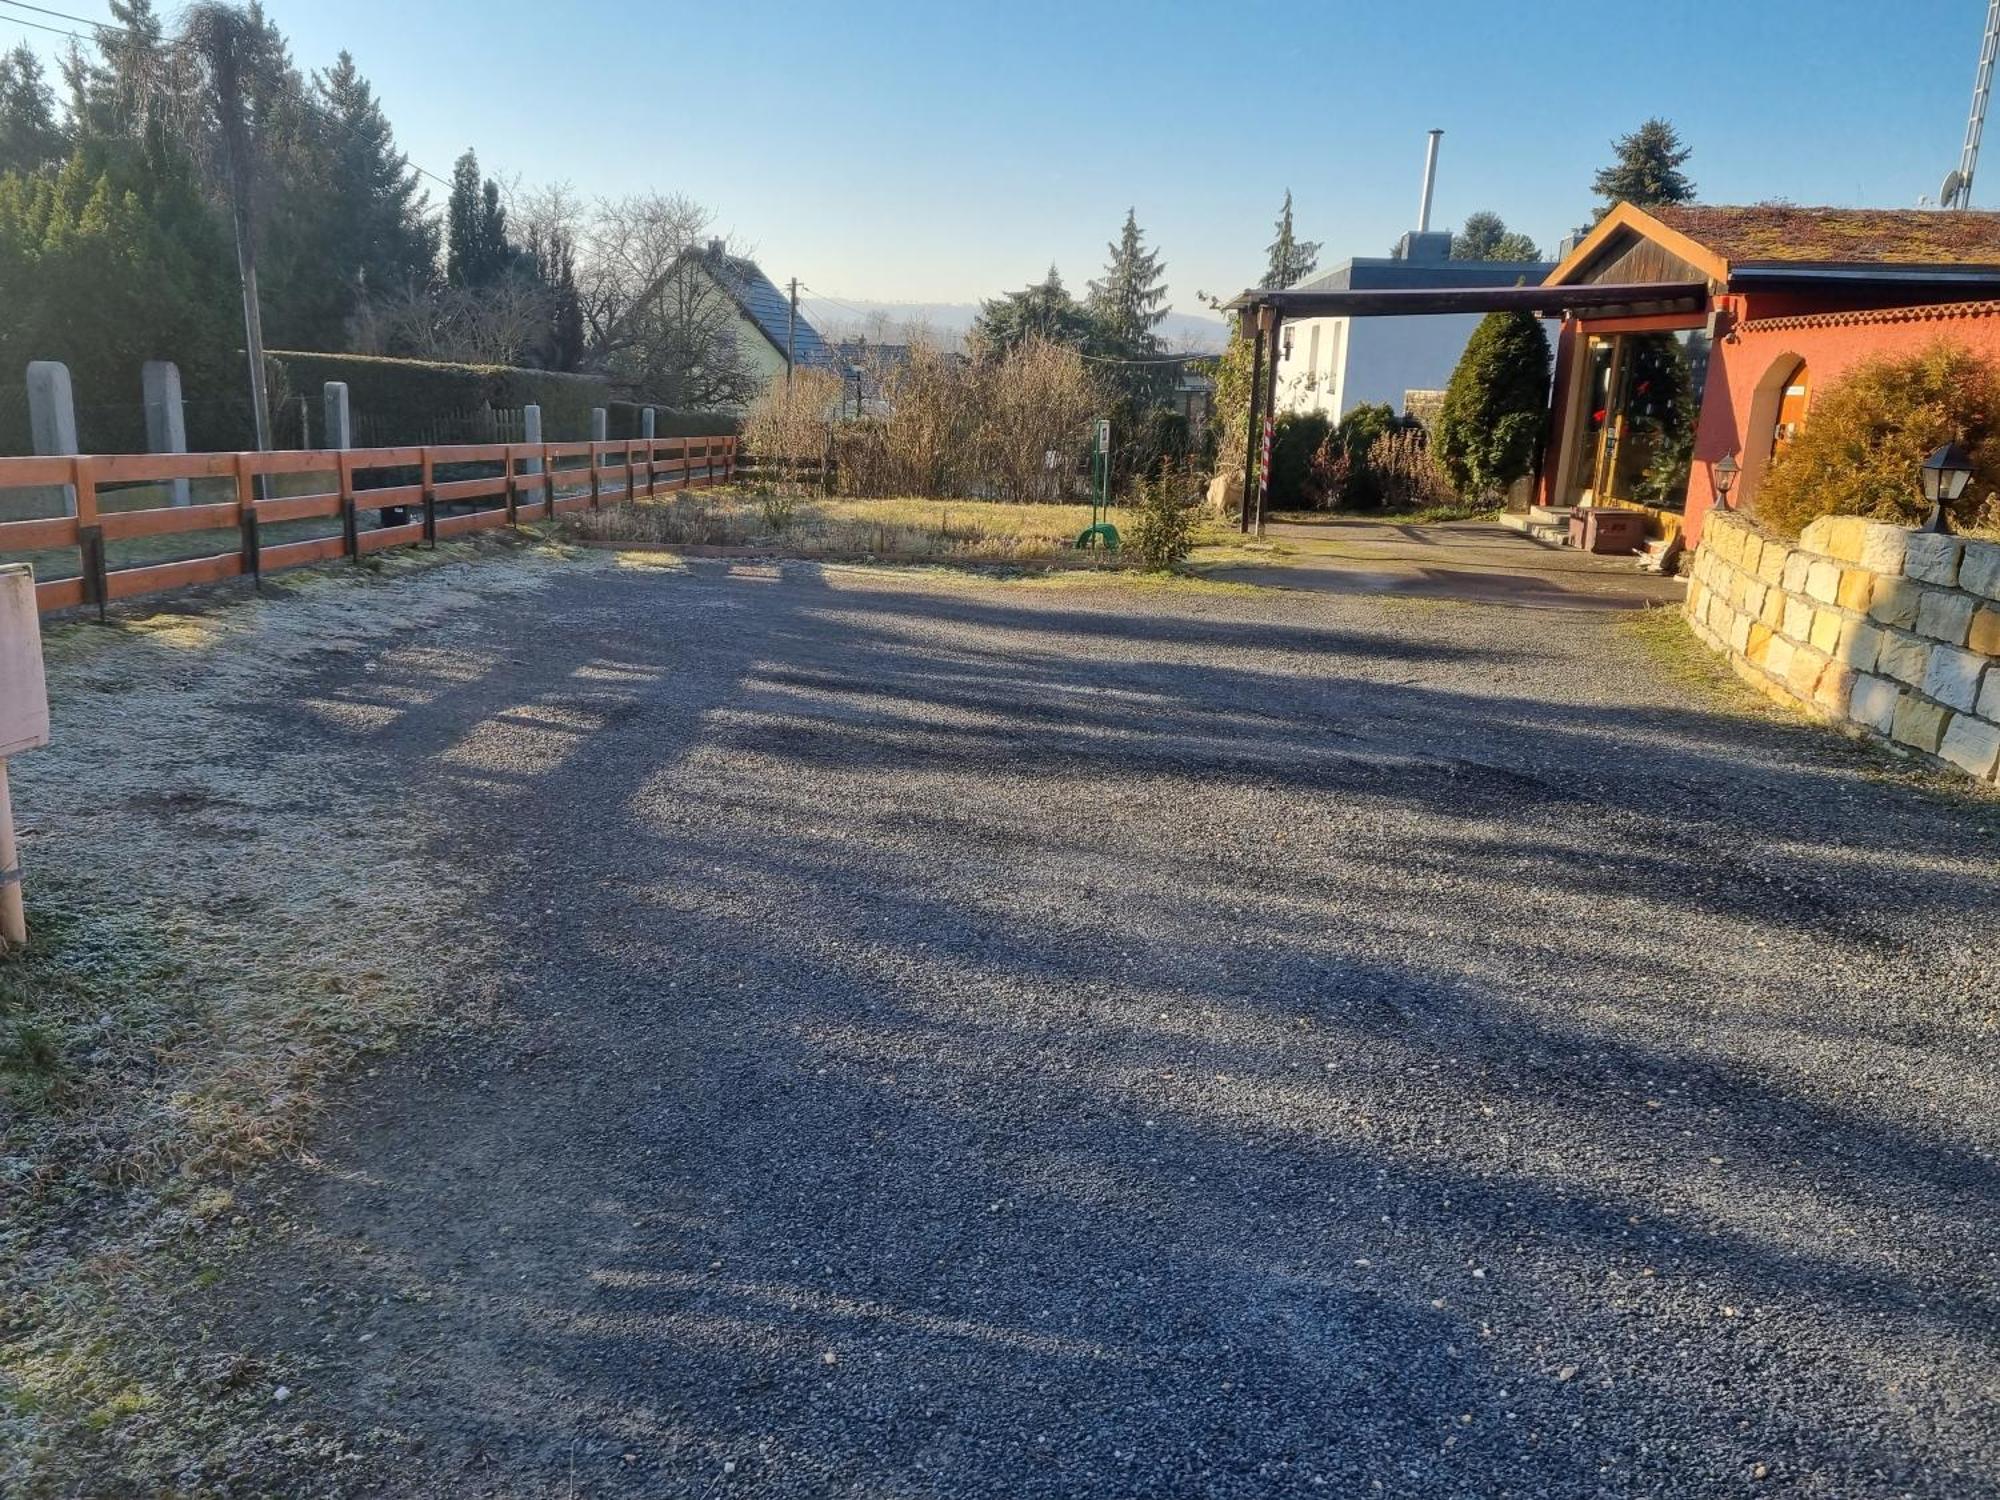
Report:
1451,210,1540,262
315,51,436,296
1433,310,1552,498
1087,208,1173,406
1260,189,1320,289
1087,207,1169,354
0,45,66,175
1592,118,1695,219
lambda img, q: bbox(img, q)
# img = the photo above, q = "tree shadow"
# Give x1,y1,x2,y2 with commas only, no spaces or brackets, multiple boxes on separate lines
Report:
213,559,2000,1498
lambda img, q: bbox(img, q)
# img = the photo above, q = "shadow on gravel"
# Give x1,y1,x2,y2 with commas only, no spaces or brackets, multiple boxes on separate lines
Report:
221,560,2000,1499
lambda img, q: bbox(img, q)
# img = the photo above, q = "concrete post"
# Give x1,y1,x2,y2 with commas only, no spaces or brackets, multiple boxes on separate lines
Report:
640,406,656,440
141,360,191,506
323,381,352,449
590,407,608,443
522,403,543,474
26,361,78,516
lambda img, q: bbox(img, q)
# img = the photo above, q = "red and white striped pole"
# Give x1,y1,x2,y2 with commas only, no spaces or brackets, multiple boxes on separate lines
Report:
1256,415,1274,536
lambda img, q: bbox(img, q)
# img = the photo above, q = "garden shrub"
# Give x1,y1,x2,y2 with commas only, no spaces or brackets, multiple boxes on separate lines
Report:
1270,411,1332,507
1367,428,1455,510
1756,341,2000,536
1128,467,1200,570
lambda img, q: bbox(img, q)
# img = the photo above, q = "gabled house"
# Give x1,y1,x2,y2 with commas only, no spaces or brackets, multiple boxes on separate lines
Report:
675,240,846,395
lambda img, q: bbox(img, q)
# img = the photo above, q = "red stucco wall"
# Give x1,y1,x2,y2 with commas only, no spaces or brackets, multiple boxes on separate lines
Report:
1686,296,2000,543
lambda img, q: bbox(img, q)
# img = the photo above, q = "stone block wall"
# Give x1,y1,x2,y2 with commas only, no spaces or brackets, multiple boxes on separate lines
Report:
1685,511,2000,787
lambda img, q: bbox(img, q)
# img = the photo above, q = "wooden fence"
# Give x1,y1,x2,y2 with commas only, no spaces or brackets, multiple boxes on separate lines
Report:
0,434,738,617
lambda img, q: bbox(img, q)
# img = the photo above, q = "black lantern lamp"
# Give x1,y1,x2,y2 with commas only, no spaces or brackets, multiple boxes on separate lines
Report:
1710,451,1740,511
1919,443,1973,534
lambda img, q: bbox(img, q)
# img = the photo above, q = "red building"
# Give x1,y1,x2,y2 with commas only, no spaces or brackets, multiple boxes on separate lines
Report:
1537,203,2000,543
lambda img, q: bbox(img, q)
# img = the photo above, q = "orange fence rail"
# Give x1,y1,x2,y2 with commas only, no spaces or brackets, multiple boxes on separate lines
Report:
0,434,738,616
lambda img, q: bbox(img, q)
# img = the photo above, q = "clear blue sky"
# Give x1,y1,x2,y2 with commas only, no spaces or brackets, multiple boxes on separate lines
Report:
7,0,1994,317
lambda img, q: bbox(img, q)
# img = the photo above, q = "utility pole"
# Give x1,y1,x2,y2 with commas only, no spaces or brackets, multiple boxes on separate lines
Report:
786,278,799,387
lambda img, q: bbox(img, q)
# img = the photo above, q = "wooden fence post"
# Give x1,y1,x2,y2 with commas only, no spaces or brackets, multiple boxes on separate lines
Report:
338,450,359,563
421,447,437,547
503,445,519,529
235,453,262,592
73,456,106,622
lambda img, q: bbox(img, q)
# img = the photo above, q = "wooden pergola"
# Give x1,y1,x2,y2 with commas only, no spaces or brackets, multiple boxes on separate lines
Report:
1224,280,1707,533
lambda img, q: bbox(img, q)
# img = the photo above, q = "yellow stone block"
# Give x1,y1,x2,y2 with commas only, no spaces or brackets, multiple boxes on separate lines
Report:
1810,607,1845,654
1787,645,1828,698
1747,622,1774,660
1836,569,1874,612
1760,590,1787,628
1969,606,2000,658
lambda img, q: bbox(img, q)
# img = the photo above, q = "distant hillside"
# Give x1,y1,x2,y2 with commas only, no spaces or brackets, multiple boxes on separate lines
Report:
802,298,1228,354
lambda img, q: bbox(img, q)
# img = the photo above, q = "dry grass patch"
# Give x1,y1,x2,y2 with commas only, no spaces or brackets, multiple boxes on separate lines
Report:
559,488,1231,564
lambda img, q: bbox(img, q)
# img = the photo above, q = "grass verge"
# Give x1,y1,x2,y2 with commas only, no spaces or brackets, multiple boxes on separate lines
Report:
0,533,565,1494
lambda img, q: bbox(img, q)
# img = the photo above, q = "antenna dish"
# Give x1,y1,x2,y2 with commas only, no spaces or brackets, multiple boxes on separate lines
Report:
1942,169,1967,208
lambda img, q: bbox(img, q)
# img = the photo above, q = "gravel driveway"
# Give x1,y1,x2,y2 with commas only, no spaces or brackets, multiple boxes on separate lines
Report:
217,558,2000,1499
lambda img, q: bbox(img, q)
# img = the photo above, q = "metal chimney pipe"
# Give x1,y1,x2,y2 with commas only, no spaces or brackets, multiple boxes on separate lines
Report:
1417,129,1444,233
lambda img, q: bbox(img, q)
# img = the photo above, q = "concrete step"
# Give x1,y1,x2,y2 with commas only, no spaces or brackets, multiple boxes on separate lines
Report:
1528,504,1575,525
1499,512,1571,548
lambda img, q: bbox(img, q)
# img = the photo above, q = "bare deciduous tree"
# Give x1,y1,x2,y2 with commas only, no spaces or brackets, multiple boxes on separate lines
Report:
578,193,762,408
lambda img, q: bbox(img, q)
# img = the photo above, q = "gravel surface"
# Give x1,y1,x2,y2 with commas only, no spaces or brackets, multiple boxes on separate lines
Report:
214,558,2000,1499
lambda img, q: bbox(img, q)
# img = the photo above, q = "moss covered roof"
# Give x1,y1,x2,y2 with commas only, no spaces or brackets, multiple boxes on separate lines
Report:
1650,205,2000,266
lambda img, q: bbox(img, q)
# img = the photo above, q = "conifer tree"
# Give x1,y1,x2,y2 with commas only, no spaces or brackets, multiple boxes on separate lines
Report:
970,265,1096,356
1260,189,1319,289
1451,210,1540,261
1592,118,1695,219
0,45,66,175
447,148,513,289
1087,207,1169,354
1433,309,1552,497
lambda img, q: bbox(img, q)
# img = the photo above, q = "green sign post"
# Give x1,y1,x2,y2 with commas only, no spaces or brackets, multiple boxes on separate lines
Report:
1076,418,1120,551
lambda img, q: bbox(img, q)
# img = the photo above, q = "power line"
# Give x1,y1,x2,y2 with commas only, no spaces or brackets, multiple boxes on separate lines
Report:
0,12,94,41
0,0,117,34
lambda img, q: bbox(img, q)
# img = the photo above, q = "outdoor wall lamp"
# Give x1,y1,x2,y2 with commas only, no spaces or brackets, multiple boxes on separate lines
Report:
1710,451,1740,510
1919,442,1973,533
1282,329,1295,361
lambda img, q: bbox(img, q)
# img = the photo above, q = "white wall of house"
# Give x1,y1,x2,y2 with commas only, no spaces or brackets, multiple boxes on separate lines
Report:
1273,312,1558,424
1272,316,1348,419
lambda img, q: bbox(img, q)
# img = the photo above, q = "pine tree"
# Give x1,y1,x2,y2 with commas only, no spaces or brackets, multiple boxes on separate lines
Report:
1260,189,1319,289
1592,118,1695,219
0,44,66,175
970,265,1096,355
446,147,512,289
1451,210,1540,262
1433,310,1552,497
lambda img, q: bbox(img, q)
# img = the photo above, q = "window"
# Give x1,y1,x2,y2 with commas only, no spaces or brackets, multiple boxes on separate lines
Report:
1771,360,1810,460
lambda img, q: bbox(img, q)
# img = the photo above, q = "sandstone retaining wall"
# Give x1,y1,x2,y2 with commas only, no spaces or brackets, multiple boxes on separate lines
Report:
1685,511,2000,787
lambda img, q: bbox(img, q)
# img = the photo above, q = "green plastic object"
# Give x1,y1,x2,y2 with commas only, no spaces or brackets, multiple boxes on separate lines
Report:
1076,521,1121,550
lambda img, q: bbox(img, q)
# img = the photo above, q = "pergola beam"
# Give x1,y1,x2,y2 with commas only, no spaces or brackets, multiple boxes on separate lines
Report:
1227,281,1709,319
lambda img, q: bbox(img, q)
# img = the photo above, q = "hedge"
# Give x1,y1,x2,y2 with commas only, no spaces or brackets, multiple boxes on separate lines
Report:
267,351,737,446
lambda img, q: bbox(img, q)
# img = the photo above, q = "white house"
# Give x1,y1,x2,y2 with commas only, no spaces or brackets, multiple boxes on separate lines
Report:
1273,231,1554,423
